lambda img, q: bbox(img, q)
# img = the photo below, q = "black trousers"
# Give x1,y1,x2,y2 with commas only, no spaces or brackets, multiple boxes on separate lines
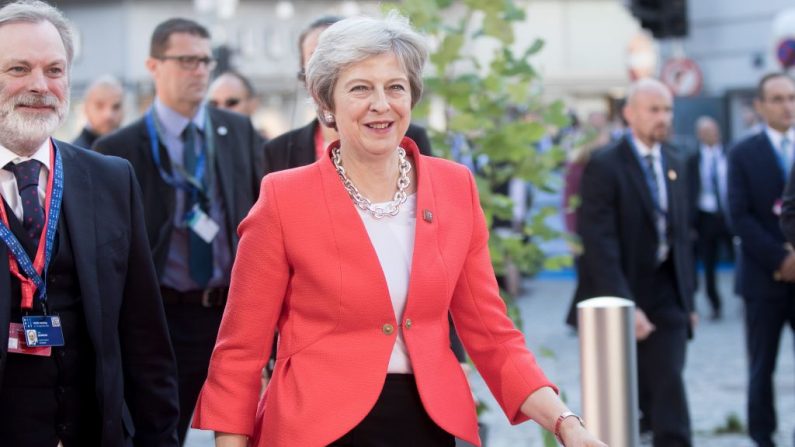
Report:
637,258,692,447
328,374,455,447
745,294,795,447
163,300,224,445
695,211,732,314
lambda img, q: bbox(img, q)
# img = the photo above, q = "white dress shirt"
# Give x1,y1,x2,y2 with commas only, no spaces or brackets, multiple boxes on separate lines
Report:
0,140,51,221
765,126,795,174
697,144,728,213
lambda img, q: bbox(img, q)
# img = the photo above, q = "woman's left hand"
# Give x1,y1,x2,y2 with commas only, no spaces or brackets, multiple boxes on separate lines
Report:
559,418,607,447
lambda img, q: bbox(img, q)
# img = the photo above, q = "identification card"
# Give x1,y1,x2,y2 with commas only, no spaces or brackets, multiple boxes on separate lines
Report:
21,315,65,347
187,204,219,243
7,322,52,356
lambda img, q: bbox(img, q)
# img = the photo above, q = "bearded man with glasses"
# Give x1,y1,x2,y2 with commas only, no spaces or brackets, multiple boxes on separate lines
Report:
94,17,264,445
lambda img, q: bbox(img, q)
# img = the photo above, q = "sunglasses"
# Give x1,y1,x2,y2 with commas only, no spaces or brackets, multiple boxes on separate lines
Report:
208,98,242,108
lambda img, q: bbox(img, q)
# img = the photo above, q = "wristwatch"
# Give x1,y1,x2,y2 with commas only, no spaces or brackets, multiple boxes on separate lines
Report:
554,411,585,446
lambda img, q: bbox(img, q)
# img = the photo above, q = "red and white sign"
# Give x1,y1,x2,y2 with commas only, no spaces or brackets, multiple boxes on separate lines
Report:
660,58,703,97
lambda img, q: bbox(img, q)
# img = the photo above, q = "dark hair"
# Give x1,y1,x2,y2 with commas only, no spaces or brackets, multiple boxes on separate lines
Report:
150,18,210,58
756,72,795,100
297,15,343,81
213,70,256,98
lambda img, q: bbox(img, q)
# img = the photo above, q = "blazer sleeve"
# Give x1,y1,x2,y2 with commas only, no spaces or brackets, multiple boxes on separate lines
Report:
781,169,795,245
576,154,634,300
449,170,556,425
728,147,789,272
192,176,289,436
117,161,180,447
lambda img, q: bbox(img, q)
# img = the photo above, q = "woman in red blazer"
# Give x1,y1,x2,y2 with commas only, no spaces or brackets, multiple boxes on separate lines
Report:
193,13,604,447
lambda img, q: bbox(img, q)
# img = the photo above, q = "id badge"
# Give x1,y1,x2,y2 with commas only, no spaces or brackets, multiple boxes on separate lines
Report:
186,204,220,243
21,315,65,347
7,322,52,356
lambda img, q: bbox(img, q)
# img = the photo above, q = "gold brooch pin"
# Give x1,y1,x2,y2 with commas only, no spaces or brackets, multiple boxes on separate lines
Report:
668,169,677,181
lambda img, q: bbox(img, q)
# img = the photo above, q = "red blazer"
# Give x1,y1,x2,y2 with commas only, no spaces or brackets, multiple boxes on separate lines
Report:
192,138,555,446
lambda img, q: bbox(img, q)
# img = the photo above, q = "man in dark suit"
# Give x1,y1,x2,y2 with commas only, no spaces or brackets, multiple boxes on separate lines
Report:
686,116,732,320
0,1,178,445
72,75,124,149
732,72,795,447
94,18,263,444
569,78,695,446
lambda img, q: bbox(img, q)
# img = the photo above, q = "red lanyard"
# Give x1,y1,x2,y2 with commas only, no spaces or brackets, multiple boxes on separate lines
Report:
0,142,56,309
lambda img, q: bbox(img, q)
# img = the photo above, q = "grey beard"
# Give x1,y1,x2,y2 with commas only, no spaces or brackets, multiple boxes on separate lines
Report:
0,98,69,156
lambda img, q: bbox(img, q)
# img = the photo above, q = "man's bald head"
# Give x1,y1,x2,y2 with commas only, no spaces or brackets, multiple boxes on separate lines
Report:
83,75,124,136
623,78,674,147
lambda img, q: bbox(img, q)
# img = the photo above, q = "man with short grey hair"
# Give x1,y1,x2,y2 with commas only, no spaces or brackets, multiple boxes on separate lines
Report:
0,1,179,445
73,75,125,149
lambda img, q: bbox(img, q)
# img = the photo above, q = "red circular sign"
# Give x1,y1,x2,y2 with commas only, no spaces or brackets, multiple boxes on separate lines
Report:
660,58,703,97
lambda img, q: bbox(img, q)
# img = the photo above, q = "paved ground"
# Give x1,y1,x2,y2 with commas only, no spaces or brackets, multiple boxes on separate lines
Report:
185,269,794,446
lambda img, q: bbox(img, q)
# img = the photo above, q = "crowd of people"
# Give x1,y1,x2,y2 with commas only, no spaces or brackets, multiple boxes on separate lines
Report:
0,0,793,446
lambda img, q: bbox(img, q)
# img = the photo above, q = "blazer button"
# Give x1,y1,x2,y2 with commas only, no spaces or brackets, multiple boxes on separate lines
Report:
404,319,412,329
382,323,394,335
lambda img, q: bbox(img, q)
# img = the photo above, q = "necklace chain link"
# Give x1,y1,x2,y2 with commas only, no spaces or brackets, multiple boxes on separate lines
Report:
332,147,412,219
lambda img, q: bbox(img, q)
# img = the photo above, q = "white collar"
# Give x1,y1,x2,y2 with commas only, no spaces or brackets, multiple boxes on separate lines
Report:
631,135,661,159
765,126,795,150
0,139,51,172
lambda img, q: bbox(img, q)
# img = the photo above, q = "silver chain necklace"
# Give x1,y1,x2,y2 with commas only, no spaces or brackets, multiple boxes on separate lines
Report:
332,146,412,219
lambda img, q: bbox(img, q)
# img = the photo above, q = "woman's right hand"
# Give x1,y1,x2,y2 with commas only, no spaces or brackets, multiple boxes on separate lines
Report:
559,419,607,447
215,433,248,447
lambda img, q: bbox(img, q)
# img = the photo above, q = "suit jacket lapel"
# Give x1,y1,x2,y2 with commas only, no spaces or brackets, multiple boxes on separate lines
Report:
619,138,657,226
208,110,236,243
294,120,320,166
58,142,102,350
0,245,10,357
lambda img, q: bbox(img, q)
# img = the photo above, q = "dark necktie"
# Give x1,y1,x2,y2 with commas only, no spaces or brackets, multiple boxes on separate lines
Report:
4,160,45,248
644,154,668,263
182,122,213,287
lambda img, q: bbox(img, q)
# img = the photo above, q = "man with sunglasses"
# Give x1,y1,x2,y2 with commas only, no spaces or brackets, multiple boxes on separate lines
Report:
207,71,258,118
94,17,264,445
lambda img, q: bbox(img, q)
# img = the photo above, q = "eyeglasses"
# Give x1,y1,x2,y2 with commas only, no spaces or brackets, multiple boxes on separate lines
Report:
208,97,242,108
158,55,217,71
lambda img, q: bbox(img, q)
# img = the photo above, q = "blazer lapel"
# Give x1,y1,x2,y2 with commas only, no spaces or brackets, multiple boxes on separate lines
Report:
58,142,102,350
318,145,395,319
619,138,657,226
401,138,446,316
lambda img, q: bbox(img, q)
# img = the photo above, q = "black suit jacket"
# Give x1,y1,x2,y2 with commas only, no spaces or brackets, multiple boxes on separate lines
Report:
568,136,695,326
0,141,179,446
729,131,791,300
93,107,265,276
264,119,432,174
72,127,99,150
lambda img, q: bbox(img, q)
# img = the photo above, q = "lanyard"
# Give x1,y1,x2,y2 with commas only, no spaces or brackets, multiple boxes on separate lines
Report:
0,140,63,310
145,107,215,199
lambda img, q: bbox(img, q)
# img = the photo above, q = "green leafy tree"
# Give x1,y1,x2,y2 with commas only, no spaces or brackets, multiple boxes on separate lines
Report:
387,0,572,327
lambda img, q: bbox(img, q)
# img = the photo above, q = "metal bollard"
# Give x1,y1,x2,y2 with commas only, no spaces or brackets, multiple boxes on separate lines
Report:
577,297,639,447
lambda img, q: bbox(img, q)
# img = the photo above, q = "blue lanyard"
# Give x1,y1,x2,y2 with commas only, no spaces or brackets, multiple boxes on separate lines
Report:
145,108,208,195
0,140,64,308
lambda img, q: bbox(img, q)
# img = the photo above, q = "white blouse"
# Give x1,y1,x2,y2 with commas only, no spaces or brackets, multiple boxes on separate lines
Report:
356,194,417,373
